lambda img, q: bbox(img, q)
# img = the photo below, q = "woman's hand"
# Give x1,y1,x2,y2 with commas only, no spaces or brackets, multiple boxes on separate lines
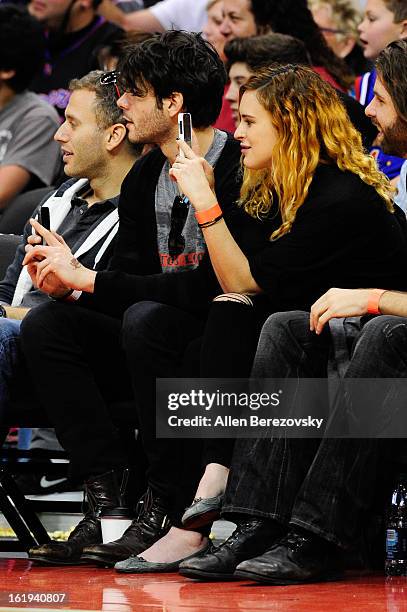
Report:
310,288,371,334
23,219,96,294
169,140,217,211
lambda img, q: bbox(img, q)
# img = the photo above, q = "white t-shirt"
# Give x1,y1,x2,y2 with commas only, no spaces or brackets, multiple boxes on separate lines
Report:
150,0,207,31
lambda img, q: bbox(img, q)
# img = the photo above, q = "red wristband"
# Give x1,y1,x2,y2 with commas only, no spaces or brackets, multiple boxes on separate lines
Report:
367,289,386,314
195,203,222,225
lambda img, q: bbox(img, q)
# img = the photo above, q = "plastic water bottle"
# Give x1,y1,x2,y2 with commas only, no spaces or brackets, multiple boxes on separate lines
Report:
386,476,407,577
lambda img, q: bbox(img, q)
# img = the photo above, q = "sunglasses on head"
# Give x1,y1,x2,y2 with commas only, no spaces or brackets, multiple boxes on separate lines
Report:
100,70,121,99
168,194,190,258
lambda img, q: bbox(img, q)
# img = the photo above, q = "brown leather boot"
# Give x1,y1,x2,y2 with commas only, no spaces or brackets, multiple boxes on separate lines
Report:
28,470,121,565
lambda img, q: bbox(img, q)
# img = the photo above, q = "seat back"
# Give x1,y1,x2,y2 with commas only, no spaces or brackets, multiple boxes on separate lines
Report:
0,234,21,279
0,187,54,235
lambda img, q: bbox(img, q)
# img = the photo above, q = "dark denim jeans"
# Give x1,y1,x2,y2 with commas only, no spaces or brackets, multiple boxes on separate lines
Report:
223,311,388,548
0,318,21,419
346,315,407,377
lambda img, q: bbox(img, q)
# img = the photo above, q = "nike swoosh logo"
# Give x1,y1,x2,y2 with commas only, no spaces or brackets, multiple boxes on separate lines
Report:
40,476,67,489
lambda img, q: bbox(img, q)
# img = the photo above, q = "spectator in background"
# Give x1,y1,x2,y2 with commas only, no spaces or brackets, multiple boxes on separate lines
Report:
111,0,208,33
28,0,122,117
356,0,407,183
96,30,153,70
358,0,406,60
203,0,236,134
224,34,376,149
203,0,226,60
220,0,257,39
0,5,60,210
220,0,353,91
309,0,372,74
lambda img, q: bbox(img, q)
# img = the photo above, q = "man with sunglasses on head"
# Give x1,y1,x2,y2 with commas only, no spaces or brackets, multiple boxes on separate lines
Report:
0,69,142,489
21,31,247,567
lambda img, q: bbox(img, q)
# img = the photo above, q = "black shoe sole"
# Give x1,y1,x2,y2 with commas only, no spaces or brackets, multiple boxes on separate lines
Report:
80,554,117,567
234,569,344,585
28,555,88,566
179,567,240,581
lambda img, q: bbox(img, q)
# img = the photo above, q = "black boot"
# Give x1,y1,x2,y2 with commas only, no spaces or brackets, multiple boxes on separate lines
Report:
28,470,121,565
179,518,284,581
81,488,171,566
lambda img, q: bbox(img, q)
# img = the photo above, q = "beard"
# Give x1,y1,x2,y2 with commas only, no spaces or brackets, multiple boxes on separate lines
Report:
380,117,407,158
126,106,172,146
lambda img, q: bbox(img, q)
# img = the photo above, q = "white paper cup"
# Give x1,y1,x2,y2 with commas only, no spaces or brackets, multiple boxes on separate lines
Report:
101,507,133,543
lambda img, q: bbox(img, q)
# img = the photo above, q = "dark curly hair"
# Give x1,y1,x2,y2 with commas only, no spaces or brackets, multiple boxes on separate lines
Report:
118,31,227,129
0,4,45,93
250,0,353,89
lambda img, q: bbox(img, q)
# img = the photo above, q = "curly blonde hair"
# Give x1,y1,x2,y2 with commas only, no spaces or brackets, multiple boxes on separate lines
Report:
239,65,394,240
308,0,361,39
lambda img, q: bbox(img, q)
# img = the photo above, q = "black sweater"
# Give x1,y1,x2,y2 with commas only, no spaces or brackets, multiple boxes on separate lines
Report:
247,163,407,312
82,157,407,318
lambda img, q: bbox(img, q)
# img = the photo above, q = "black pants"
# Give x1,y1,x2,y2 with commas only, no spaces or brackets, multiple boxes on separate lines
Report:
200,299,269,467
222,310,381,549
20,301,132,478
122,299,267,485
21,300,205,524
20,299,266,524
122,301,206,524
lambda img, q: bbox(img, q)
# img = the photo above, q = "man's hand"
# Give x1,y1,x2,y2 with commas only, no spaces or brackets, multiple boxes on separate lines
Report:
26,260,74,298
23,219,96,294
25,223,70,296
310,288,371,334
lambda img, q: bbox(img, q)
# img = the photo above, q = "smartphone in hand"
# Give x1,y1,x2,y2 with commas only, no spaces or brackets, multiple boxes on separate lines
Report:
178,112,192,156
37,206,50,245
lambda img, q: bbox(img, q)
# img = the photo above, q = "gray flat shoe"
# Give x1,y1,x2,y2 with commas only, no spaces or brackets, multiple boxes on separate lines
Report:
114,543,212,574
181,494,224,530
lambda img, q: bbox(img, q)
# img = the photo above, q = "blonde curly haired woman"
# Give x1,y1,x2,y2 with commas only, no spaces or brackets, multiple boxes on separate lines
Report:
161,64,407,584
111,64,407,576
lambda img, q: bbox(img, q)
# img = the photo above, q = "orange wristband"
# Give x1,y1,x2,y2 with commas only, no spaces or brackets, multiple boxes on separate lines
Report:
367,289,386,314
195,203,222,225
